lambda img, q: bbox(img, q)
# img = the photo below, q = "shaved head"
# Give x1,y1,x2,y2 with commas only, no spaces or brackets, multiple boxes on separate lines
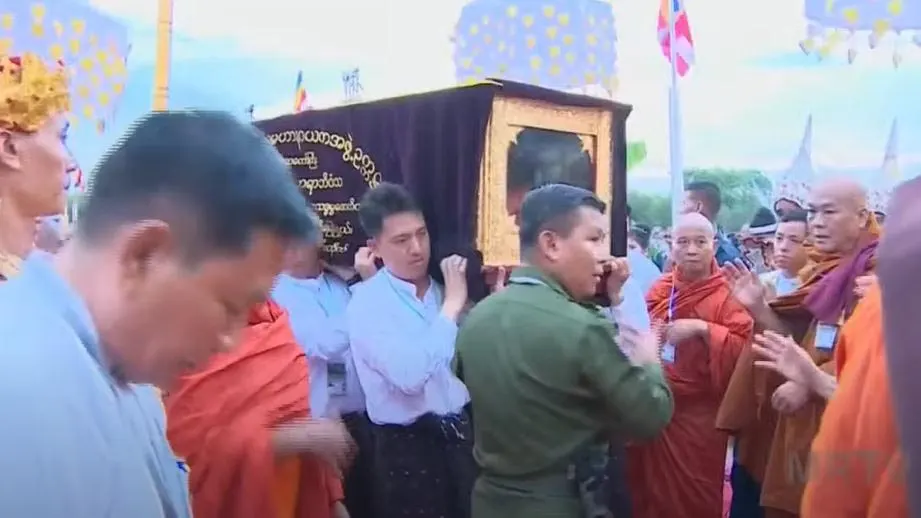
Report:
807,176,871,254
672,212,716,277
810,178,868,211
674,212,715,238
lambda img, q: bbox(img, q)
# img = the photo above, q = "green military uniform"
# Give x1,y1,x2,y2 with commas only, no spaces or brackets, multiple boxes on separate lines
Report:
455,266,674,518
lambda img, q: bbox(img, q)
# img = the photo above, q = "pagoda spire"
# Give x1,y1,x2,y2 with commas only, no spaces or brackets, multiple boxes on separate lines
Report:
870,119,900,215
772,115,815,209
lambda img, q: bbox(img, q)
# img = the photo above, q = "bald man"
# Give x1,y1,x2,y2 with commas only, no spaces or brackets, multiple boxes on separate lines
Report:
627,213,754,518
683,181,747,266
718,178,881,518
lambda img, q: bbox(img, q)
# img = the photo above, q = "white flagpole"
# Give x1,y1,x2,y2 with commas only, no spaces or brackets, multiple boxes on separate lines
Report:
667,2,685,225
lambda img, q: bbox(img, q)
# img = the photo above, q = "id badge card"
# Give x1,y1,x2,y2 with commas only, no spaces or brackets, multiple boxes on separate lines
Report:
327,363,347,396
661,343,676,364
815,323,839,352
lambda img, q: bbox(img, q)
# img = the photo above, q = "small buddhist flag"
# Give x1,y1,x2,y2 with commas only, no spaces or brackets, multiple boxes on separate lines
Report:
293,71,308,113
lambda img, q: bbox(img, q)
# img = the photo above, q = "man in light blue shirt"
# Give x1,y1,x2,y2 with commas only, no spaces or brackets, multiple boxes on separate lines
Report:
759,209,809,298
347,182,476,518
606,275,652,332
608,204,656,333
627,248,661,298
273,233,377,518
0,111,316,517
625,205,662,297
273,233,360,418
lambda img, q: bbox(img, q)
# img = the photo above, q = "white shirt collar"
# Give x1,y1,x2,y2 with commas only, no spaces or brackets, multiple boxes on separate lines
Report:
381,268,445,303
280,272,326,291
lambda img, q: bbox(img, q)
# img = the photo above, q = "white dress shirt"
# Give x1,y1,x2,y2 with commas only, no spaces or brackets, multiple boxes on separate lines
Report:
346,268,470,426
603,276,652,332
627,248,662,297
760,269,802,298
272,273,365,417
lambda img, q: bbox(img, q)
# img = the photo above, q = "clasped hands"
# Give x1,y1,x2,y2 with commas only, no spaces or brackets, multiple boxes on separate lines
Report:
658,318,708,344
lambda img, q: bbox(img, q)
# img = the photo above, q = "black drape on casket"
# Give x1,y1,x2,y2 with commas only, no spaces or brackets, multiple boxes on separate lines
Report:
256,86,494,265
256,80,629,265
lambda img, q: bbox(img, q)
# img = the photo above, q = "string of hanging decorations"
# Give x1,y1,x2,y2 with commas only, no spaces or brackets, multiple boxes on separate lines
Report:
799,0,920,67
451,0,619,96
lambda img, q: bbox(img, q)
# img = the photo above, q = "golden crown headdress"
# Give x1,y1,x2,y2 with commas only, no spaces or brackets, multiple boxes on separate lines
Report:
0,52,71,133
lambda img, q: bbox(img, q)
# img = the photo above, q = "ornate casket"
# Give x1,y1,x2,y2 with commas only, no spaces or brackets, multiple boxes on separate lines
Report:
256,79,631,266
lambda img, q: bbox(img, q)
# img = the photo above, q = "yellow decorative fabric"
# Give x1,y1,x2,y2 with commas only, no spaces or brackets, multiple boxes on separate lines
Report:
0,51,70,132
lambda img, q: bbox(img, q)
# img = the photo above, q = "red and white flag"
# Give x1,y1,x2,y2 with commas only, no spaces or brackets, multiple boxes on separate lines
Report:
657,0,696,76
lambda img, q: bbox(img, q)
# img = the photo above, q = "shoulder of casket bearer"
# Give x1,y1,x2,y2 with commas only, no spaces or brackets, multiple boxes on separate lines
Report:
254,78,632,127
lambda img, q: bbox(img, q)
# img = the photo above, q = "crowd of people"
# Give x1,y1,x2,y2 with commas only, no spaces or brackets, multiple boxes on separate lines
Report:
0,51,916,518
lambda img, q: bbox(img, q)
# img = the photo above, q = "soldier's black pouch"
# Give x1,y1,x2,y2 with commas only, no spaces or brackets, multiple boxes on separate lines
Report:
567,442,615,518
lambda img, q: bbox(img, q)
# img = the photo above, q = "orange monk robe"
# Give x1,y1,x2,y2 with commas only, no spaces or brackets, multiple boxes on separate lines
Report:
801,284,907,518
164,300,343,518
627,262,754,518
716,253,840,489
718,218,881,518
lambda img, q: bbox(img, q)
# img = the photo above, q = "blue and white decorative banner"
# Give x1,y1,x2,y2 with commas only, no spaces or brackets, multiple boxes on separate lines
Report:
453,0,618,95
1,0,130,131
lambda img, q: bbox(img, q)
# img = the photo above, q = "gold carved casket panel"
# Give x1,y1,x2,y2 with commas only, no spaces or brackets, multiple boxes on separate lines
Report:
476,95,614,266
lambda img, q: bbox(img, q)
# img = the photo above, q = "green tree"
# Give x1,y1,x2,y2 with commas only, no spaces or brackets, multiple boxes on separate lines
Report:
627,168,772,231
628,191,672,228
626,141,647,171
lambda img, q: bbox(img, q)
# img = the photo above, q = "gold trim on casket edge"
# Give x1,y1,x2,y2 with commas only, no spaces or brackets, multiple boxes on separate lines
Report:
476,95,614,266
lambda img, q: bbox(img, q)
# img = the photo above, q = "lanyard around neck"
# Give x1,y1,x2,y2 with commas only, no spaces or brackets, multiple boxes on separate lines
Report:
667,284,678,322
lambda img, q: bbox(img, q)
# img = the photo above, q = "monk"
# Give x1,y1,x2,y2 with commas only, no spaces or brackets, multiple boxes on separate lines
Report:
0,53,73,279
877,178,921,517
627,213,754,518
718,178,880,518
751,283,907,517
164,299,354,518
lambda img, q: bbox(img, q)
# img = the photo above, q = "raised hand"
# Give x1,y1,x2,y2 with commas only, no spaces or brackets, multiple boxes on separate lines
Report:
353,247,378,280
440,255,468,320
491,265,507,293
665,318,707,344
854,274,877,298
721,258,766,309
752,331,816,387
605,257,631,303
482,266,508,293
